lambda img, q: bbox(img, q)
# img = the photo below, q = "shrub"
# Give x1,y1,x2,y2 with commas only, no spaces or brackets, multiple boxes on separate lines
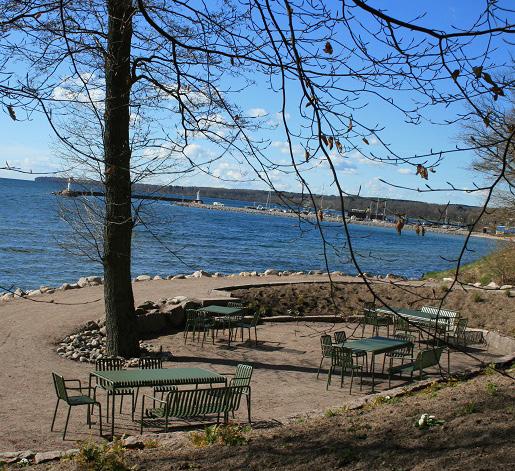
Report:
190,424,250,447
460,401,479,415
473,292,484,303
73,439,132,471
485,381,498,396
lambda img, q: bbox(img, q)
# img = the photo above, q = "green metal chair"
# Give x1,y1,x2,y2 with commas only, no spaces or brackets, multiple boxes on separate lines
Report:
195,311,215,347
184,308,198,343
235,309,260,345
362,305,391,337
51,372,102,440
95,358,135,422
393,316,422,344
227,364,254,422
446,318,469,346
326,346,363,393
382,333,415,374
334,330,368,371
317,334,333,379
388,347,444,388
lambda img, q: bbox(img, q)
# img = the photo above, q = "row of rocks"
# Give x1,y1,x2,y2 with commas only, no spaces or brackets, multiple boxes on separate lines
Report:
441,278,513,290
1,269,353,303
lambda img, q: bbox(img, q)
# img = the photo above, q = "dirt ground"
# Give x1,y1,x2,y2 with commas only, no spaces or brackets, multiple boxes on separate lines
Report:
232,281,515,336
31,372,515,471
0,274,513,456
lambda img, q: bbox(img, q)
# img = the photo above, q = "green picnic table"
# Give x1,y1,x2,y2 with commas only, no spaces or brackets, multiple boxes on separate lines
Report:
198,305,244,346
376,306,450,327
89,367,226,436
336,336,412,392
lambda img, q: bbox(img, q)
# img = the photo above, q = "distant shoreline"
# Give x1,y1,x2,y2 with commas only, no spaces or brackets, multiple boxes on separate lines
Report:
176,202,507,241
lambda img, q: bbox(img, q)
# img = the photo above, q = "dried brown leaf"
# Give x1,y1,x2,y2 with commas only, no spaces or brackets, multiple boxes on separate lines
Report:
324,41,333,55
7,105,16,121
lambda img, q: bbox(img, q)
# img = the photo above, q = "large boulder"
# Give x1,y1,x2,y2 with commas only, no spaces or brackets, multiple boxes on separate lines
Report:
165,303,186,329
136,311,168,336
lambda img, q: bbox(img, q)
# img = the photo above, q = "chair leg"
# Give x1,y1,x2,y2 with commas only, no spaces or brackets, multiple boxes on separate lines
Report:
382,355,387,374
106,393,110,423
120,394,124,413
51,399,60,431
247,391,252,423
349,369,354,394
326,366,332,389
317,356,325,379
63,406,71,440
97,403,103,437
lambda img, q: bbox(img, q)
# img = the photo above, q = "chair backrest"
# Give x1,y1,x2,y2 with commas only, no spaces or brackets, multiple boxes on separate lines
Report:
415,347,444,369
95,358,123,371
320,334,333,356
139,357,163,369
230,364,253,388
394,315,409,330
331,346,353,367
392,333,415,355
454,318,468,336
251,309,260,326
165,385,246,417
52,372,69,401
334,330,346,344
228,301,243,308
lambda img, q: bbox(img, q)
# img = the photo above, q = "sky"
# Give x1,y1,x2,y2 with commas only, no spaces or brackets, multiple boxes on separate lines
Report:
0,0,512,207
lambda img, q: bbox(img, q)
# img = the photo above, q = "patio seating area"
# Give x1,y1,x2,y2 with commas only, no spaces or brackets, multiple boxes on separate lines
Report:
48,314,503,443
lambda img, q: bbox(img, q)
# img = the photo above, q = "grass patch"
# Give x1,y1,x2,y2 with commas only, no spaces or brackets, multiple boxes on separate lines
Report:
190,424,250,447
459,401,479,415
324,406,349,417
423,243,515,285
71,439,132,471
485,381,498,396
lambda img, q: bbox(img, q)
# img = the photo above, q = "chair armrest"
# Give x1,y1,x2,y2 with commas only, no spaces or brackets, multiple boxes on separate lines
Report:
142,394,167,406
64,379,82,388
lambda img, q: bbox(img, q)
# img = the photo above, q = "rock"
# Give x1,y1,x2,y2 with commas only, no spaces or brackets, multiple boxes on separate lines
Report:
137,311,168,336
280,271,291,276
27,289,41,296
172,274,186,279
83,320,100,331
60,283,72,290
153,275,162,280
34,451,63,464
486,281,499,289
509,290,515,297
0,450,35,464
442,277,454,282
250,271,257,276
212,272,223,277
77,277,89,288
239,271,251,277
473,282,482,287
170,295,187,304
86,276,102,284
192,270,211,278
308,270,323,275
135,275,152,282
500,285,513,290
14,288,26,297
40,286,53,293
99,326,107,336
1,293,14,301
122,436,145,449
264,269,279,276
79,356,88,362
292,271,304,276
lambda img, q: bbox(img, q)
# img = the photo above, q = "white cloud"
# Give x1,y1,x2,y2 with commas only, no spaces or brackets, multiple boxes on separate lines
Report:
398,167,412,175
271,140,303,157
247,108,268,118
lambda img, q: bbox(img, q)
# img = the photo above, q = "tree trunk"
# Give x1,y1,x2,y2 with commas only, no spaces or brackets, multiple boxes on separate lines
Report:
103,0,139,357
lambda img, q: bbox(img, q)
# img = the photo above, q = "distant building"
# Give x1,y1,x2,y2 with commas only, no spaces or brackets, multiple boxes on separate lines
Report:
348,208,369,220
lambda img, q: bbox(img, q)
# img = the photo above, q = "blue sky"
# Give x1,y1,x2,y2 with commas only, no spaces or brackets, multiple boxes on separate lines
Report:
1,0,512,207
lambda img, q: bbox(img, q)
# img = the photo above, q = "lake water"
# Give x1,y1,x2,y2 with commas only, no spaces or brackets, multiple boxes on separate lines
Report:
0,177,499,292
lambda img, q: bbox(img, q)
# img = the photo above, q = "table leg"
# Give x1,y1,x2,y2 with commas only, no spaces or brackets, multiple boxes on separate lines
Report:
111,391,115,438
371,353,376,392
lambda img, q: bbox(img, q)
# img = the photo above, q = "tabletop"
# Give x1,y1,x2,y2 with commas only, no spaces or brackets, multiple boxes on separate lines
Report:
376,307,451,323
91,367,226,388
338,336,412,354
198,305,243,316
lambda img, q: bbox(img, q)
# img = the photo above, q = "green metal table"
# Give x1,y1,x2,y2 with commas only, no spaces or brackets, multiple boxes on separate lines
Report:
376,306,450,329
198,305,244,346
90,367,226,436
336,336,412,392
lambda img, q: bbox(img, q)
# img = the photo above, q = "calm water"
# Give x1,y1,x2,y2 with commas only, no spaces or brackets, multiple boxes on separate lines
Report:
0,177,499,292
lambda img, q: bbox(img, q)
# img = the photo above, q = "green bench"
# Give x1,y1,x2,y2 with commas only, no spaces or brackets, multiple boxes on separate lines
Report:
388,347,444,388
140,385,248,433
